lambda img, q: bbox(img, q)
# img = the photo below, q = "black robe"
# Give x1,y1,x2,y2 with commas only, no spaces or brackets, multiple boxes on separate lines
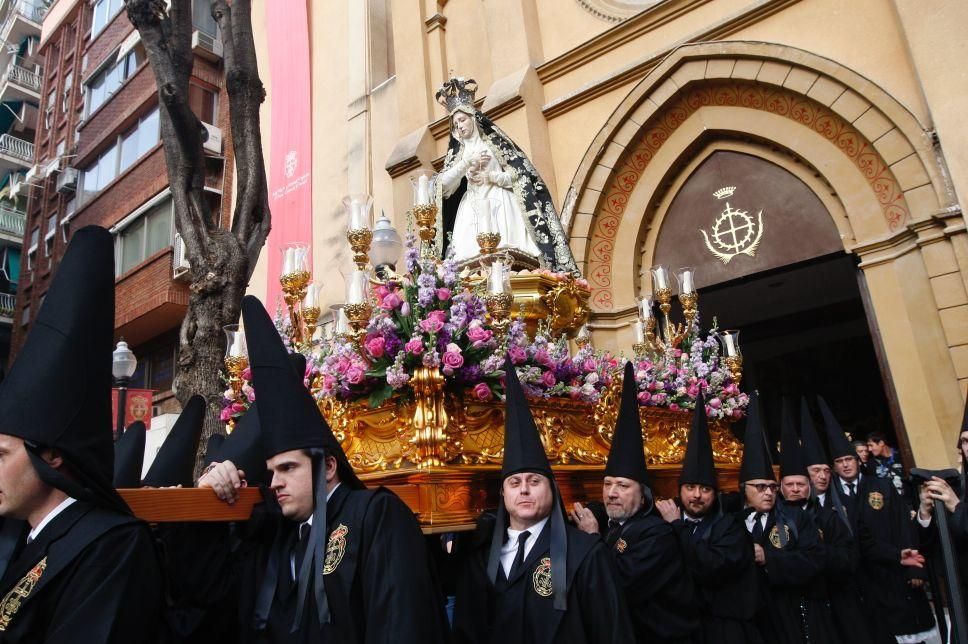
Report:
604,508,698,644
745,506,841,644
671,510,763,644
240,484,450,644
917,481,968,642
0,501,163,643
841,475,935,638
806,499,885,644
453,514,634,644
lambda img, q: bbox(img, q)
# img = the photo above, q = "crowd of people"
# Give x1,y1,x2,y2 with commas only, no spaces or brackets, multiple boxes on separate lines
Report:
0,226,963,643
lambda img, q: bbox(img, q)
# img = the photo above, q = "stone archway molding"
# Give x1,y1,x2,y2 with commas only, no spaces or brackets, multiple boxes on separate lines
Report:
567,41,950,311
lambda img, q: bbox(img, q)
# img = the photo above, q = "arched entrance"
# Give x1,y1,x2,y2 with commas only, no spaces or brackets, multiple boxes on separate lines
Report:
567,42,966,467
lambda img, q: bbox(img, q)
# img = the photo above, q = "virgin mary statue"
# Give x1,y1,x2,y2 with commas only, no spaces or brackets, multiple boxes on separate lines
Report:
435,78,579,275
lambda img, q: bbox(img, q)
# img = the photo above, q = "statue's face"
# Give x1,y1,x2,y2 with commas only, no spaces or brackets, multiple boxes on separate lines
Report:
452,111,475,139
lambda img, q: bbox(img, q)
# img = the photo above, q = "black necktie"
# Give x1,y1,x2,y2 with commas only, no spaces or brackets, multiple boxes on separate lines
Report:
605,520,623,546
751,512,764,542
847,482,856,498
509,530,531,578
292,523,310,582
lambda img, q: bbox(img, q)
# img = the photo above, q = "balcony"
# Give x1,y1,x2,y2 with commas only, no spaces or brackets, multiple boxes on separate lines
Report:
0,292,14,323
0,133,32,175
0,1,45,49
0,56,40,102
0,204,24,243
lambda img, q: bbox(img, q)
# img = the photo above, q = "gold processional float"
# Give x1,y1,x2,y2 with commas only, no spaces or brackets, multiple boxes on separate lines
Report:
213,173,750,532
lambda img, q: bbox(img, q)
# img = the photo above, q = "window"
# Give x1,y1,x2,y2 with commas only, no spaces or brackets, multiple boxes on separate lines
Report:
20,304,29,327
44,90,55,129
193,0,219,37
61,198,75,242
44,214,56,257
91,0,124,38
27,228,38,270
79,106,159,202
62,71,72,113
189,84,217,125
84,43,145,117
115,195,174,275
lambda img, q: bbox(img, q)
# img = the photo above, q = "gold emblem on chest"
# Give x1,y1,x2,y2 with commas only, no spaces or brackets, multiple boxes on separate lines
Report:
768,525,791,549
615,538,627,553
323,524,349,575
0,557,47,631
532,557,553,597
868,492,884,510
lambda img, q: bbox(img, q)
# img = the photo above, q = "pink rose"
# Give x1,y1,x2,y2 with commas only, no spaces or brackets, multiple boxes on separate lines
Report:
533,349,553,367
732,408,744,419
673,349,683,358
669,403,680,412
436,288,452,301
508,345,527,365
323,374,336,391
364,336,386,359
242,385,255,402
405,338,424,355
428,309,447,324
723,383,738,396
540,370,557,387
241,367,252,381
220,407,233,422
420,317,444,333
686,384,699,397
582,358,597,372
382,291,402,310
345,365,365,384
442,345,464,375
472,382,492,401
374,285,389,299
467,324,492,344
707,397,722,409
231,402,246,413
637,391,651,404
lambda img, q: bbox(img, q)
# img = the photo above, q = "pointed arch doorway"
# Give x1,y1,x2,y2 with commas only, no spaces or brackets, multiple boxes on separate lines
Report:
650,146,905,461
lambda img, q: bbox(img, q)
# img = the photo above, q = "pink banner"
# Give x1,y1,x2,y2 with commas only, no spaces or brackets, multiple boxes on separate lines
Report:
265,0,312,306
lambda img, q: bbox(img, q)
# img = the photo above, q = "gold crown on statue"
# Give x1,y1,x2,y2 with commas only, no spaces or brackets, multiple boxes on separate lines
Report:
436,77,479,113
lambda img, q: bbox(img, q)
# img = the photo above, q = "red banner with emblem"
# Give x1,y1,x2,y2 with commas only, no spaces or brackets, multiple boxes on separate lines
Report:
111,388,154,429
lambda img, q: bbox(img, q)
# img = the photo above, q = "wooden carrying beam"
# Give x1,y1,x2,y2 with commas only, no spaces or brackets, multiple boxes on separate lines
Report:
120,488,263,522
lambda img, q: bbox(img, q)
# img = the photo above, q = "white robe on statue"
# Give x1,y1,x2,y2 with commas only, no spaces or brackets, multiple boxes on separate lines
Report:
439,128,540,262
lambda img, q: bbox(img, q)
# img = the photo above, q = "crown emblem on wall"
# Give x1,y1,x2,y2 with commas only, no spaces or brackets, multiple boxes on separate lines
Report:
713,186,736,200
436,77,479,113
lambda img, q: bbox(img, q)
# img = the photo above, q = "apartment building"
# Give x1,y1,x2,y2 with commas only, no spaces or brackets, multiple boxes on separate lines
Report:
11,0,233,416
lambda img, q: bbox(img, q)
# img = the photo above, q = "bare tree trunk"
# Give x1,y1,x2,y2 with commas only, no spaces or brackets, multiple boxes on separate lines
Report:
125,0,270,477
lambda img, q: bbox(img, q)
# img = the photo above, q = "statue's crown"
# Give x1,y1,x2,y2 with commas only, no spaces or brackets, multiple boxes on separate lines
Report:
436,77,478,113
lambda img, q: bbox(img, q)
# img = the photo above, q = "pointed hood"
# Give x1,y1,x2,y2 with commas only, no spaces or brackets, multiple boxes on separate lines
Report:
680,389,717,488
500,357,553,479
113,421,146,488
818,396,853,460
208,403,266,485
605,362,649,483
143,395,206,488
739,392,775,484
487,358,568,611
0,226,128,513
779,399,807,479
799,398,828,467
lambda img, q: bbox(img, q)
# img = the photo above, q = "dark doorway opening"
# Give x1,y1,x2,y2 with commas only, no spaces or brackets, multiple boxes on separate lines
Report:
695,252,898,462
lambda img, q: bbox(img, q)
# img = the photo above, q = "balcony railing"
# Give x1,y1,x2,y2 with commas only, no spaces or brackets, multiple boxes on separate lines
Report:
3,56,40,92
0,205,24,237
0,133,33,162
0,1,46,33
0,292,14,319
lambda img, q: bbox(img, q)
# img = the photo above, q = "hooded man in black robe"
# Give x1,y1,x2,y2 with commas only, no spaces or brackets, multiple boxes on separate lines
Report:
653,390,763,643
821,398,935,641
571,362,696,644
454,359,633,644
799,398,885,644
776,400,843,643
0,225,163,642
739,392,829,644
200,296,450,644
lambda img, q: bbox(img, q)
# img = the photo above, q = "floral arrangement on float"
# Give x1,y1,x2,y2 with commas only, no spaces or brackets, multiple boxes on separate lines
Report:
218,179,748,473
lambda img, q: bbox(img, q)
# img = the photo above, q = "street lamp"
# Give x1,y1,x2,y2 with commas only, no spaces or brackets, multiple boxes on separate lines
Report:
112,339,138,441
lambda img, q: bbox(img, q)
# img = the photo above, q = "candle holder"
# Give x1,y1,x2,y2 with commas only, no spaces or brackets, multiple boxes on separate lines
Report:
223,324,248,433
485,292,514,341
411,171,439,259
644,314,658,351
476,231,501,255
347,228,373,270
724,355,744,386
343,195,374,270
343,302,373,347
719,329,742,385
280,243,311,346
574,324,592,350
679,291,698,327
653,286,686,348
473,198,501,256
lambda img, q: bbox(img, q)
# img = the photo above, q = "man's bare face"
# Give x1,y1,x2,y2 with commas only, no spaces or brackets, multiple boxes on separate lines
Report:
807,464,831,493
833,455,859,481
503,472,553,529
679,483,715,517
0,435,49,520
268,449,314,522
781,475,811,503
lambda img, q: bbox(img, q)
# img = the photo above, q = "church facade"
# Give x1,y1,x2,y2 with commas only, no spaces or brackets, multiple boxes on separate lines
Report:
246,0,968,468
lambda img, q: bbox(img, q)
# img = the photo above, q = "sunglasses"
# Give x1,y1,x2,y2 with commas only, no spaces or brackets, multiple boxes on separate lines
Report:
745,483,779,494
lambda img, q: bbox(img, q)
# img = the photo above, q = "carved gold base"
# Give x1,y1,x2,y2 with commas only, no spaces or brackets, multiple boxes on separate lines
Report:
508,273,590,338
323,393,744,530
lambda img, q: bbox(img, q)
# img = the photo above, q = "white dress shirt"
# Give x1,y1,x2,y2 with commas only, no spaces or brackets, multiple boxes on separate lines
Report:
744,510,767,534
500,516,549,577
28,497,77,543
817,492,827,507
839,474,862,496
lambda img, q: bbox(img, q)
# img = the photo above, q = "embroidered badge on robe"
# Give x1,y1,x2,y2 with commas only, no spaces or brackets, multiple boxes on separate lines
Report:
0,557,47,631
868,492,884,510
533,557,553,597
323,524,348,575
768,525,791,549
615,538,627,553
